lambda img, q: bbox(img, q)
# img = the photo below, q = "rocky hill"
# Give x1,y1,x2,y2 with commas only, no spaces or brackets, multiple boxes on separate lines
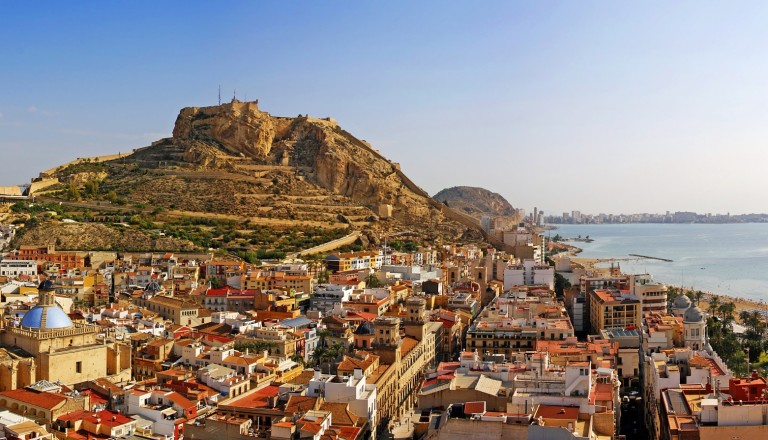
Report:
434,186,517,221
22,100,487,253
12,220,198,252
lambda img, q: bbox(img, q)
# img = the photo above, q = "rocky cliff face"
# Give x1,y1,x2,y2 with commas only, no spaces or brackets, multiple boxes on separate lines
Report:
170,100,440,224
434,186,517,220
34,100,486,253
173,101,276,159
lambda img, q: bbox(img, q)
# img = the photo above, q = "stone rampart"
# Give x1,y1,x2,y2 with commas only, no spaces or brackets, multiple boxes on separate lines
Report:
293,231,362,257
38,153,128,178
28,178,60,195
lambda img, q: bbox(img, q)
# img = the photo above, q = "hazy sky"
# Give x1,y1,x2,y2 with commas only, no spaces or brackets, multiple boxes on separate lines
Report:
3,2,768,215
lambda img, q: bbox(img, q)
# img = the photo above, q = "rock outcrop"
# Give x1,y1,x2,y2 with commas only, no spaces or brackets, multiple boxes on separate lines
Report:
169,100,441,225
434,186,517,220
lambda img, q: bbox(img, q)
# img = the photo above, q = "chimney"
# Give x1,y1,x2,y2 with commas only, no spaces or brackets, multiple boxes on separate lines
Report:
354,368,363,380
314,368,321,380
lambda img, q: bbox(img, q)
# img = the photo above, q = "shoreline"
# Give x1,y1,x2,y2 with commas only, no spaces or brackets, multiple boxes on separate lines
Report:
552,231,768,323
567,255,767,322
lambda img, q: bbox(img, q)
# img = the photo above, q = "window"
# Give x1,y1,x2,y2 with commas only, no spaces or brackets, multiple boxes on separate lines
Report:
76,361,82,373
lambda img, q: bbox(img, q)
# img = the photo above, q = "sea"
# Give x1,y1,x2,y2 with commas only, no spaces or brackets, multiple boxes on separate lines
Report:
551,223,768,302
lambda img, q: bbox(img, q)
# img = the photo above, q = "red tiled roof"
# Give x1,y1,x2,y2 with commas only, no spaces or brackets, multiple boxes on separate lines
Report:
165,391,195,410
346,311,377,322
225,385,279,409
286,396,319,414
593,382,613,402
464,401,486,414
400,337,418,357
57,409,91,421
301,421,323,434
0,389,67,410
327,425,362,440
534,405,579,420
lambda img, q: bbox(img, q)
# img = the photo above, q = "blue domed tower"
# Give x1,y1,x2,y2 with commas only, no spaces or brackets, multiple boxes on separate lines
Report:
0,279,131,386
19,280,74,330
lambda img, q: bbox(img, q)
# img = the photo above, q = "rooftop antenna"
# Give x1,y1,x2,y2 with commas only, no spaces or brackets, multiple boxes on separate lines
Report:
218,85,221,105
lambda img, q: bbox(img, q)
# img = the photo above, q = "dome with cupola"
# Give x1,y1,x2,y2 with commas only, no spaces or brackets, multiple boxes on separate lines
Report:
19,280,73,330
354,321,376,335
673,294,691,310
683,304,705,323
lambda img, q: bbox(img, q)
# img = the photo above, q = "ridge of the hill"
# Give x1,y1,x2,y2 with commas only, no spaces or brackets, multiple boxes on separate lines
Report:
20,100,489,254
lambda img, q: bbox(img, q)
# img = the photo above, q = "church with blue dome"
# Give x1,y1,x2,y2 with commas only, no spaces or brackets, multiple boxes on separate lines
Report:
0,280,132,389
18,281,74,330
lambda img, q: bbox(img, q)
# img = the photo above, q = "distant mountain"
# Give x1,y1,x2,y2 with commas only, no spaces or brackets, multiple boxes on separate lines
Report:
433,186,517,221
18,100,489,253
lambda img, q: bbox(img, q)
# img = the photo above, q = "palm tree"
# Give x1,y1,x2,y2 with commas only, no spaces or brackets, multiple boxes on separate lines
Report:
311,347,327,367
317,329,331,348
329,342,346,360
291,352,305,366
708,295,721,319
719,302,736,328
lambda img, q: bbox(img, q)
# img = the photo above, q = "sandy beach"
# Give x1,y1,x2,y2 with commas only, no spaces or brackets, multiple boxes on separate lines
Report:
566,256,767,324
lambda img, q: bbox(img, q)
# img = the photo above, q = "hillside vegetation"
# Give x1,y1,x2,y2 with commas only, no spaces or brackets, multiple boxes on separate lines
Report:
19,100,488,254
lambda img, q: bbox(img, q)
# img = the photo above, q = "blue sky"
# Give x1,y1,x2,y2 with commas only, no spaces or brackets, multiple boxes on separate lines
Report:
2,2,768,214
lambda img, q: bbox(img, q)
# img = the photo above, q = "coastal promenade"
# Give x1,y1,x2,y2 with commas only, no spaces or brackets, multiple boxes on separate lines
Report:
567,254,767,324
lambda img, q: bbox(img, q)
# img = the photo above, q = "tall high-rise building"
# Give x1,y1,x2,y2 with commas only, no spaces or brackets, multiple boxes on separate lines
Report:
572,210,582,223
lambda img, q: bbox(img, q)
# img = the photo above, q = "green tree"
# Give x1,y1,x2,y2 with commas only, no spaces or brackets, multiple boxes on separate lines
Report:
365,273,382,288
311,346,327,367
290,352,305,366
554,273,571,296
719,302,736,329
234,340,278,355
66,184,81,201
708,295,721,319
317,329,331,348
84,179,100,197
693,290,704,305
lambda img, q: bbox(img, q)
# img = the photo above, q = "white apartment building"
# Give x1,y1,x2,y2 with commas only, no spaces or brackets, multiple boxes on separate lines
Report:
307,368,377,430
310,283,354,313
503,259,554,290
0,260,37,277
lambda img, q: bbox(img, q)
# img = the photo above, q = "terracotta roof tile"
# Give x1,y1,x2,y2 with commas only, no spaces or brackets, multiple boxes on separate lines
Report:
0,389,67,410
319,402,360,426
285,396,319,415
